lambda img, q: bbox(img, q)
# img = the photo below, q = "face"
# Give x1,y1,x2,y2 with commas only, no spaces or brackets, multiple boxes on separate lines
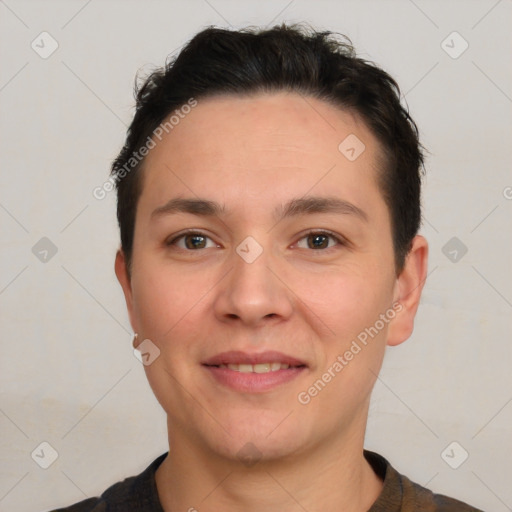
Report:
116,92,427,464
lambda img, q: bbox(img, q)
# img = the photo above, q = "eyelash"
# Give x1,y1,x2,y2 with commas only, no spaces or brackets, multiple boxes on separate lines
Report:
165,229,346,252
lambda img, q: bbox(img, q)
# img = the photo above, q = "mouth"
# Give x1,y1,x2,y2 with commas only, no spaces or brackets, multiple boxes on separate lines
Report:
202,350,307,392
208,362,303,373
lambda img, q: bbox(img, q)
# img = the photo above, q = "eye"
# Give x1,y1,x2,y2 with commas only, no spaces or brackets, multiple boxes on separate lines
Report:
166,230,346,252
296,230,345,250
166,231,218,250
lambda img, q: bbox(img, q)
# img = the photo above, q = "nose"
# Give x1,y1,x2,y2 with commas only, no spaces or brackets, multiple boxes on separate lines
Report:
213,239,293,328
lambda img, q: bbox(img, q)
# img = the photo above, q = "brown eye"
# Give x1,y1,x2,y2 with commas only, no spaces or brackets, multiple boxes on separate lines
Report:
184,234,207,249
296,231,343,250
167,232,216,250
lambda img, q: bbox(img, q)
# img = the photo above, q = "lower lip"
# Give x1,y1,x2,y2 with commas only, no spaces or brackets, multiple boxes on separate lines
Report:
203,365,306,393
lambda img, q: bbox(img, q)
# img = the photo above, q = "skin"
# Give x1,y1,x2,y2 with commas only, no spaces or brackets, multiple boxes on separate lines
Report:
115,91,428,512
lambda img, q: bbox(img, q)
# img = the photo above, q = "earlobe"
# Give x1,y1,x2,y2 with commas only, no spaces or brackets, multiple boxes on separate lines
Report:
115,249,137,333
387,235,429,347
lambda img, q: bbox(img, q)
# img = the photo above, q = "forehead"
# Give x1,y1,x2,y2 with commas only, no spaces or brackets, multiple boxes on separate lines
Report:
147,92,378,162
138,92,385,221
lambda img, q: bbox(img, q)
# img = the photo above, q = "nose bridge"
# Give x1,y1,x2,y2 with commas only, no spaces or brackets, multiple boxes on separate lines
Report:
214,234,292,325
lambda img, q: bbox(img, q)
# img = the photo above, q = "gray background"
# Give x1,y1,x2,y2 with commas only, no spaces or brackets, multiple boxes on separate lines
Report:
1,0,511,510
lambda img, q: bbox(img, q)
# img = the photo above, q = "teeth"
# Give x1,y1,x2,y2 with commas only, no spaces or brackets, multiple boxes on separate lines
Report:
221,362,292,373
254,363,270,373
232,364,253,373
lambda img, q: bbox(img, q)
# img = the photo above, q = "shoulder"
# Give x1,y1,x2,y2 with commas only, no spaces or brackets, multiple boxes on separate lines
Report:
50,474,139,512
50,453,167,512
401,472,483,511
50,496,105,511
364,450,484,512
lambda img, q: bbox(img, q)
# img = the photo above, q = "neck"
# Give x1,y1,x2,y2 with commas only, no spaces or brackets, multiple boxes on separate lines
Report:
155,417,383,512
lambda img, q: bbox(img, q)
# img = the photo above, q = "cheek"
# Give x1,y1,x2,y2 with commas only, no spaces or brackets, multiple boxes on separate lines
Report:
130,259,210,343
294,269,391,420
131,263,211,413
132,278,175,337
291,262,393,339
296,263,393,398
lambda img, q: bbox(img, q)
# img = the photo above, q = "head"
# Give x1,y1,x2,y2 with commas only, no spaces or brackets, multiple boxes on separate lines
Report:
113,24,424,277
114,24,428,465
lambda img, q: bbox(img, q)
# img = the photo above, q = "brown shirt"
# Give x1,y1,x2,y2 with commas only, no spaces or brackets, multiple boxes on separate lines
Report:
52,450,484,511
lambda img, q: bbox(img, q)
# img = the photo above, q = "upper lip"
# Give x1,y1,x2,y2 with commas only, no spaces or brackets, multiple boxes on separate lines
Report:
202,350,307,367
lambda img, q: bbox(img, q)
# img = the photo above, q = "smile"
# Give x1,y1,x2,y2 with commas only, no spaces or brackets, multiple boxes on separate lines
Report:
215,362,297,373
203,364,306,392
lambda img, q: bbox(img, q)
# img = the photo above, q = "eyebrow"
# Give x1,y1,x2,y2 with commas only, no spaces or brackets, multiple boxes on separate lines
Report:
150,195,368,223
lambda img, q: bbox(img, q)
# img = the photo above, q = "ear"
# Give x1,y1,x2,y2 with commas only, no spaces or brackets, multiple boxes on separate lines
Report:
115,249,138,336
387,235,429,347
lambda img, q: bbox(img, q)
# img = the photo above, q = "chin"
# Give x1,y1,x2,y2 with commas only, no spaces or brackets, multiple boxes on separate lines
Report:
212,435,304,466
202,412,310,465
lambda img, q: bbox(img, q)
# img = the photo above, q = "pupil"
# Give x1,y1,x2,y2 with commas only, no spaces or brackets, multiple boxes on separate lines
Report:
186,235,205,249
310,234,327,249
